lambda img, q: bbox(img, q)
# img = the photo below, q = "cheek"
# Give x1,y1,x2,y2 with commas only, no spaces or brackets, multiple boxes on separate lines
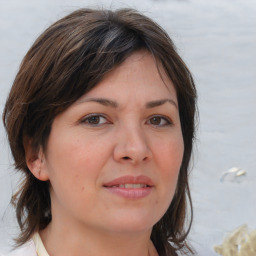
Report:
154,132,184,171
153,133,184,198
148,136,183,224
45,130,111,190
45,137,99,208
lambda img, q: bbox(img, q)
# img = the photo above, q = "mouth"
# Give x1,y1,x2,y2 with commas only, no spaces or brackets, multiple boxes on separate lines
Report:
107,184,151,188
103,175,154,187
103,175,154,199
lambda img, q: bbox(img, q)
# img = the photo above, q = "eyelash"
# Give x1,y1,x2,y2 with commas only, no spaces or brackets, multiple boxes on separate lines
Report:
80,114,110,126
80,114,172,127
146,115,172,127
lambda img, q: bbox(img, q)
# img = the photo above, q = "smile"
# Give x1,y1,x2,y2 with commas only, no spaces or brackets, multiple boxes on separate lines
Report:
108,184,149,188
103,175,154,199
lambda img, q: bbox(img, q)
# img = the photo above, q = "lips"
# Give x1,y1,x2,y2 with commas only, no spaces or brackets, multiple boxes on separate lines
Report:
103,175,154,188
103,175,154,199
111,184,148,188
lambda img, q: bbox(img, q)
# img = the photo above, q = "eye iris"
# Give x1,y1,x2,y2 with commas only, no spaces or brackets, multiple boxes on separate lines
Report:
88,116,100,124
151,117,161,125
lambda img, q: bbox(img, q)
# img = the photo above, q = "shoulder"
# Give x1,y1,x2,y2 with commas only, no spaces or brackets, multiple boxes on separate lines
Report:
1,240,37,256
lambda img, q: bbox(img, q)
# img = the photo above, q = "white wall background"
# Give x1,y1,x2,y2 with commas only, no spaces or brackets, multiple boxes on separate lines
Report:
0,0,256,255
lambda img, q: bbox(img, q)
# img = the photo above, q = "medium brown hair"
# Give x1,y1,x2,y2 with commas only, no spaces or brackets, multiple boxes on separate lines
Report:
3,8,197,255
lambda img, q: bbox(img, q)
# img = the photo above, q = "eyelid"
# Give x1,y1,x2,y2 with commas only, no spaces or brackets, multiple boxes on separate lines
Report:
146,114,173,126
78,113,173,127
80,113,111,126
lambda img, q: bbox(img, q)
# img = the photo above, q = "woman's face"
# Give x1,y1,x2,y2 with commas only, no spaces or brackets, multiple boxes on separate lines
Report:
40,50,184,235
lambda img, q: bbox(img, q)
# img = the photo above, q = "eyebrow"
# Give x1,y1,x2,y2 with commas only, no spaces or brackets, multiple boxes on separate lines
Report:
77,97,177,109
77,98,118,108
146,99,178,109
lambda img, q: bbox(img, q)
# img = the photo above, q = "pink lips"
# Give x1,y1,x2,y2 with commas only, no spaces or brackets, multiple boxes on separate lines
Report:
103,175,154,199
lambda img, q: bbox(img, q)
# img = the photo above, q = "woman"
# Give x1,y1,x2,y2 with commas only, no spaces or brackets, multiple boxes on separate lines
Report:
2,8,197,256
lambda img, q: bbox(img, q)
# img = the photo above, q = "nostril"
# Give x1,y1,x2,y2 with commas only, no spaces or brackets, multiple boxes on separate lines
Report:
123,156,130,160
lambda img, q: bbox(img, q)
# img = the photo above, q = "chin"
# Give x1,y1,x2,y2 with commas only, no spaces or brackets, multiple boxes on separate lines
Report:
104,212,160,234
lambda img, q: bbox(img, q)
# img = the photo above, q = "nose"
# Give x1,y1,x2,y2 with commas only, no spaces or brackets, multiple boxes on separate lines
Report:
113,124,152,165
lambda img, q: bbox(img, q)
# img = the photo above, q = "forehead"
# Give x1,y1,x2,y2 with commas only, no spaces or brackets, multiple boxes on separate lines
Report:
78,50,177,105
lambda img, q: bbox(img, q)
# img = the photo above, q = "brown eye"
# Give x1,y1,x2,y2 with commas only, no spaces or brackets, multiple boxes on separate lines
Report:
148,116,171,126
82,115,108,126
87,116,100,124
150,117,162,125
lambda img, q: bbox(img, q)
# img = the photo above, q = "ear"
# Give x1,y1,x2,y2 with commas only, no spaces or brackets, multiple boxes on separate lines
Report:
24,138,49,181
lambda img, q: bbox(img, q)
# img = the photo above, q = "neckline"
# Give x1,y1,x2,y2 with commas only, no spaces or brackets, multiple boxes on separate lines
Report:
32,232,50,256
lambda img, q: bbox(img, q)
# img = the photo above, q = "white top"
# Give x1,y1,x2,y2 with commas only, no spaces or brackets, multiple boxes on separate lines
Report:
1,234,159,256
1,233,49,256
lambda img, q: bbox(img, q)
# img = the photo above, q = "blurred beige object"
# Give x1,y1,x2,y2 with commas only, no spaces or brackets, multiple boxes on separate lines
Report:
214,225,256,256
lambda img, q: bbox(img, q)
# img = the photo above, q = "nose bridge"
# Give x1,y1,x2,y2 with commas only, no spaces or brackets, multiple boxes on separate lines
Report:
114,122,151,164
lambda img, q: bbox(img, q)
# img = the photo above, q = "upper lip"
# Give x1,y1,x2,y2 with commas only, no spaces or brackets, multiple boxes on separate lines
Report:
103,175,154,187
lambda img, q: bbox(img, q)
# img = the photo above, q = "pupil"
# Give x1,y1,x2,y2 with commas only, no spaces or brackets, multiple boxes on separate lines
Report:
89,116,99,124
151,117,160,125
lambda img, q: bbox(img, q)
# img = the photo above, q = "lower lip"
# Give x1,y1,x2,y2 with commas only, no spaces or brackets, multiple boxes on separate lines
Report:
104,187,153,199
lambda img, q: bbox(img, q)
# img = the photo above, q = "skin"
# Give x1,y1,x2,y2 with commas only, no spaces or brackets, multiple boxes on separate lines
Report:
27,50,184,256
